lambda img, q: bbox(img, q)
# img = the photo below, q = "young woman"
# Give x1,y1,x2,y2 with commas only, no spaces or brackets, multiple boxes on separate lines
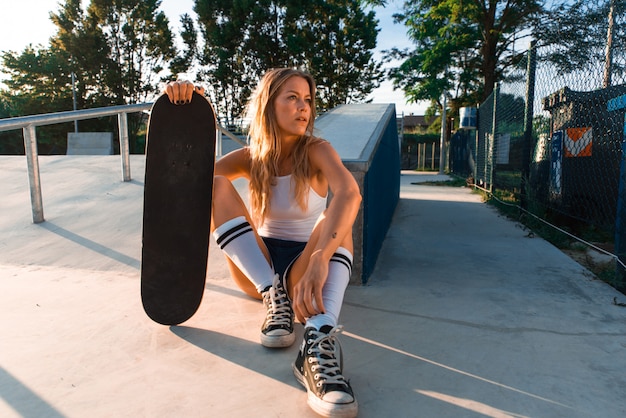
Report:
165,68,361,418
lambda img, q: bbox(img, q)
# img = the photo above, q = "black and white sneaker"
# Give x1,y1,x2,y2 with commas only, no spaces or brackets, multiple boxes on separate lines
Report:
292,325,358,418
260,274,295,348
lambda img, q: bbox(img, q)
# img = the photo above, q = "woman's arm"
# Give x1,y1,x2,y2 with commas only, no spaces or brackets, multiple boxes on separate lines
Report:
292,141,362,322
309,141,361,260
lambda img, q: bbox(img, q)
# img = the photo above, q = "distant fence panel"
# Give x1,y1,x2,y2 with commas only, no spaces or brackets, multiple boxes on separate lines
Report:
460,31,626,233
475,90,494,189
452,5,626,290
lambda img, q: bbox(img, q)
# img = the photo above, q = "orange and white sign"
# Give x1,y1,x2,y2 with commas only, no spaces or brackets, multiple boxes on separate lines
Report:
563,127,592,157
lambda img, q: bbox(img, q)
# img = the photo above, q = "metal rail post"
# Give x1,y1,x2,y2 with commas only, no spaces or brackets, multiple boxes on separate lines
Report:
22,125,44,223
490,83,499,193
117,112,131,181
521,40,537,209
439,93,447,174
608,94,626,290
216,129,222,157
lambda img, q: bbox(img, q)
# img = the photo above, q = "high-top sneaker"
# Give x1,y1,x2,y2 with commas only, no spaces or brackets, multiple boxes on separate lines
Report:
292,325,358,418
260,274,295,348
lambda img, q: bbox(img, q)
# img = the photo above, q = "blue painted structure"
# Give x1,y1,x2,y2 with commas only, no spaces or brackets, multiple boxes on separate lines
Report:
317,103,400,283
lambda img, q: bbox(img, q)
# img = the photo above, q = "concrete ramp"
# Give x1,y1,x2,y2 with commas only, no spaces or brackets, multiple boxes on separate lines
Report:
1,156,626,416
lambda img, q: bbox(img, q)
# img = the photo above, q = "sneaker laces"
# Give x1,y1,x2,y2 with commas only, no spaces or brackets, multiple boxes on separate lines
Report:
306,326,350,389
263,275,292,328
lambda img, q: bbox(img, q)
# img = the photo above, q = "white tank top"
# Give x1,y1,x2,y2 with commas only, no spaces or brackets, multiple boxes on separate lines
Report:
257,175,327,242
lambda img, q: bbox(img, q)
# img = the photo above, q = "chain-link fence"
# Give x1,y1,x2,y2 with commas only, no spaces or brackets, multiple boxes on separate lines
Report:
450,3,626,288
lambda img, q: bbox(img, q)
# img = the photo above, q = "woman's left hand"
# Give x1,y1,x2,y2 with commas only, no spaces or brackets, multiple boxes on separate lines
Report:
163,80,205,105
292,252,328,323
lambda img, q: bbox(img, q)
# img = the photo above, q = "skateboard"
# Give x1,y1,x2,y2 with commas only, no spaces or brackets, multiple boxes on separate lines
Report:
141,92,216,325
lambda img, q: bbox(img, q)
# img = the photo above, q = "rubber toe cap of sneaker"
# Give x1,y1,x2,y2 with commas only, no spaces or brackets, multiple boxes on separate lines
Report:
322,390,354,404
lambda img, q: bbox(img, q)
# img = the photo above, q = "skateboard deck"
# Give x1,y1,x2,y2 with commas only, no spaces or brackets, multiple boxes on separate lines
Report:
141,92,216,325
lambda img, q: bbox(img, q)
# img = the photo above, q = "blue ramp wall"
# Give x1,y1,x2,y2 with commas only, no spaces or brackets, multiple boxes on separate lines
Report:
317,103,400,284
362,114,401,281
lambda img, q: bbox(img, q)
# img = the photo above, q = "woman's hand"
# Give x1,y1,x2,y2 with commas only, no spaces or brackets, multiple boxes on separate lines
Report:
163,80,205,105
292,251,328,323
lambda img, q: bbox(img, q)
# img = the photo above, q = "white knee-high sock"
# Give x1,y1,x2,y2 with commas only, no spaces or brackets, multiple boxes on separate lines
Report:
213,216,274,293
305,247,352,331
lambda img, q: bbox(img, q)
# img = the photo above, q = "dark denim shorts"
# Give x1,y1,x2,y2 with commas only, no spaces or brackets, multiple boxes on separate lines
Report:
261,236,307,278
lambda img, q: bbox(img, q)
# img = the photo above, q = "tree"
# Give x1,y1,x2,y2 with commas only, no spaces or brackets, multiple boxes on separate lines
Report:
1,0,178,154
0,45,80,154
77,0,177,105
56,0,177,151
49,0,113,110
533,0,626,86
388,0,543,117
285,0,383,111
170,14,198,77
176,0,382,123
188,0,267,127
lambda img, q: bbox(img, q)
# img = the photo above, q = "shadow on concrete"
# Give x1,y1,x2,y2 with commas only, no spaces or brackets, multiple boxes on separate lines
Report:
344,330,573,411
41,222,141,270
204,281,259,302
0,367,66,418
169,325,302,390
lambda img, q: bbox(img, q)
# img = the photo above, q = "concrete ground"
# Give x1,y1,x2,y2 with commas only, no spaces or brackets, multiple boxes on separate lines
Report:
1,155,625,418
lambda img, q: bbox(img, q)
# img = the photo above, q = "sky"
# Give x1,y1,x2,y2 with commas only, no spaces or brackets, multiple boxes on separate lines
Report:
0,0,428,115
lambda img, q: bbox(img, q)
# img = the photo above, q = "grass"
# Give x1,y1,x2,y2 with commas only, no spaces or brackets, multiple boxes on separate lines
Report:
411,173,469,188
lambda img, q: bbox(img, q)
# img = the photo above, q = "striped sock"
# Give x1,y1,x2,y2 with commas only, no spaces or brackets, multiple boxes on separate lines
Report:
213,216,274,293
305,247,353,330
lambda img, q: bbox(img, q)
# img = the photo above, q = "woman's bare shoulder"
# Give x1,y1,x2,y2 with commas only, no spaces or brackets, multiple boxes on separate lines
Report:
308,137,338,160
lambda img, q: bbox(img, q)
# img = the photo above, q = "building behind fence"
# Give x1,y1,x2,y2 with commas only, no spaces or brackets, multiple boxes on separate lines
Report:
449,8,626,290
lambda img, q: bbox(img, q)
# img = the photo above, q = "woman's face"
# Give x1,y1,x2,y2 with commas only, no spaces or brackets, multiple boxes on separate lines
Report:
273,76,312,142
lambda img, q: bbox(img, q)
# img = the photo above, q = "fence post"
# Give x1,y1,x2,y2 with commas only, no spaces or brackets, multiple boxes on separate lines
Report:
431,142,436,170
439,93,448,174
23,125,45,223
521,40,538,209
216,129,223,157
473,105,479,186
489,83,499,193
117,112,131,182
609,94,626,290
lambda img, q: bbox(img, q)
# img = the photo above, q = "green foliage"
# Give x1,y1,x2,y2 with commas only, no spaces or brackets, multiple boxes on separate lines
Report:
388,0,543,121
0,45,83,153
402,132,439,144
1,0,383,153
534,0,625,78
496,92,526,136
0,97,23,154
80,0,176,104
0,0,177,154
169,14,198,77
286,0,383,111
179,0,382,123
188,0,268,126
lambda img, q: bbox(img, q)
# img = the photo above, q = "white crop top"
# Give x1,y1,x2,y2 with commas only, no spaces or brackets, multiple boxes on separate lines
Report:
257,175,328,242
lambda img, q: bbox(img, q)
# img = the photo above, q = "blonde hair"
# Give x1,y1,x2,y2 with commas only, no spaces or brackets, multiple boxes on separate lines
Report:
247,68,323,226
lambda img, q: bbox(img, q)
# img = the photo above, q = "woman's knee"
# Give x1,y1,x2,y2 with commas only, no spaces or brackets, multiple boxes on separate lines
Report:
212,175,243,209
213,175,235,196
211,175,252,229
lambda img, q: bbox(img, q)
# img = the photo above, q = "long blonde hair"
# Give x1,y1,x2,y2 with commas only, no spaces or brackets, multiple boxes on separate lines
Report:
247,68,322,226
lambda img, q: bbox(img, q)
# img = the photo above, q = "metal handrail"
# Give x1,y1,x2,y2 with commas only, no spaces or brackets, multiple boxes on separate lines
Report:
0,102,152,131
0,102,246,224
